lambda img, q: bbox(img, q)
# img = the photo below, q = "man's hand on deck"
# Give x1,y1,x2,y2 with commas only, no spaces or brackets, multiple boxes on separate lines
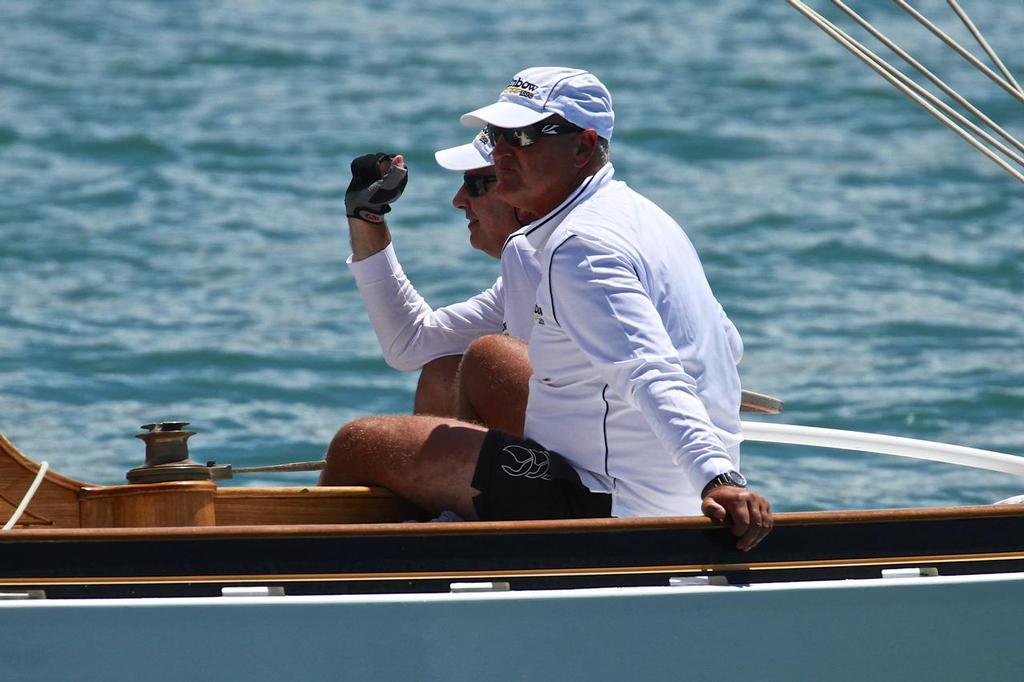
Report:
701,486,773,552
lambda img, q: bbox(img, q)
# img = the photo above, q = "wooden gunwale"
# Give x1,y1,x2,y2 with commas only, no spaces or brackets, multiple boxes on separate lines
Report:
1,504,1023,541
1,501,1022,597
0,433,88,492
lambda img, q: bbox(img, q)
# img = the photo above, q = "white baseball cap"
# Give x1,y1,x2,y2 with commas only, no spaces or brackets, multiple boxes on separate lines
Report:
460,67,614,141
434,128,493,171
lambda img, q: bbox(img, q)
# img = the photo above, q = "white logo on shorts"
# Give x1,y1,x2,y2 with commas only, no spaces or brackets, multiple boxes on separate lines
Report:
500,445,553,480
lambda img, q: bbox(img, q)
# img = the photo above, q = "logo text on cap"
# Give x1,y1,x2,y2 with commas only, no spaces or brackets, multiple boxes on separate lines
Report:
503,76,540,100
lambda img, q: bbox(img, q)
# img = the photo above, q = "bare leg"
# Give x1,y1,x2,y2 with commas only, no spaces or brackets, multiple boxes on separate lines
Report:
319,415,488,520
455,335,532,437
413,355,462,417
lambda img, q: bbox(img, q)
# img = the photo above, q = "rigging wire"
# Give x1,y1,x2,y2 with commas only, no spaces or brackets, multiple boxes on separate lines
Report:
831,0,1024,157
787,0,1024,185
946,0,1024,95
893,0,1024,105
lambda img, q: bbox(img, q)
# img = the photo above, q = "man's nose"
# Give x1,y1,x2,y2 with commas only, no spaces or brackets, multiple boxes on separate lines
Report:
452,182,469,209
491,136,514,159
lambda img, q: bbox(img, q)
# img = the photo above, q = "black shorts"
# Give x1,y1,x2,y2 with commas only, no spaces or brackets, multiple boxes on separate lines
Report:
470,430,612,521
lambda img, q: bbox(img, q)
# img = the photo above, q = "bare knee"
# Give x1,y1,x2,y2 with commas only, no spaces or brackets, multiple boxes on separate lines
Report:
456,335,531,435
319,414,488,519
320,416,393,486
462,335,525,374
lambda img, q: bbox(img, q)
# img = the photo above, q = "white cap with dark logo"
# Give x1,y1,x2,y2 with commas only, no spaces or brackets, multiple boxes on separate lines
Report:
460,67,614,141
434,128,494,171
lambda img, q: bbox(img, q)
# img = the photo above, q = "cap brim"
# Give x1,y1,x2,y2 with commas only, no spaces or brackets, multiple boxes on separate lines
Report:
434,142,492,171
460,101,550,129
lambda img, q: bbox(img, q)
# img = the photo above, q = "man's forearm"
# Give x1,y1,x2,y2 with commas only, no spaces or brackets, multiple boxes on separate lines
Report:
348,216,393,261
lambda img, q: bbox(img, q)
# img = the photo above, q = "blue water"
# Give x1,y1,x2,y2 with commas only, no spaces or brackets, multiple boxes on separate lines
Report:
1,1,1021,511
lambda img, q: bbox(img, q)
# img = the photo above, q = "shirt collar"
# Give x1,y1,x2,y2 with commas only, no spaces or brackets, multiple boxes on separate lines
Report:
512,163,615,252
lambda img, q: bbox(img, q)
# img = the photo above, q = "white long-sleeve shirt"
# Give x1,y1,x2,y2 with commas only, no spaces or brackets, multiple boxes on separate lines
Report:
348,235,540,371
524,164,743,517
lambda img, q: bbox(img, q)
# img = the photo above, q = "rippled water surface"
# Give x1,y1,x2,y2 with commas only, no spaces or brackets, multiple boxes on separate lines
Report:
1,1,1021,511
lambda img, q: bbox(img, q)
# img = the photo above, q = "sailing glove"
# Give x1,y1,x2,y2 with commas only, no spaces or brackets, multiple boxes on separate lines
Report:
345,153,408,224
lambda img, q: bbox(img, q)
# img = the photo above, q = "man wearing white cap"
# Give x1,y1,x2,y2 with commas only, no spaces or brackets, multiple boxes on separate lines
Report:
324,67,772,551
342,130,538,433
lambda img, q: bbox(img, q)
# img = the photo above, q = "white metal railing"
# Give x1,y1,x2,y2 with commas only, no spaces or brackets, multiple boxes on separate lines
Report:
742,422,1024,477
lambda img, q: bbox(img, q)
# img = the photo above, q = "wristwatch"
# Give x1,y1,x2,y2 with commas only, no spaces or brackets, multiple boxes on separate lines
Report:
700,471,747,499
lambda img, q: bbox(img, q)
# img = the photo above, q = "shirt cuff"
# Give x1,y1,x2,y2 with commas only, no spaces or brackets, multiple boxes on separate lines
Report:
689,455,738,495
347,243,403,284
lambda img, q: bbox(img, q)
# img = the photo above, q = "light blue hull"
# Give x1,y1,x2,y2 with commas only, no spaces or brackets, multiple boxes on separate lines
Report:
2,572,1022,681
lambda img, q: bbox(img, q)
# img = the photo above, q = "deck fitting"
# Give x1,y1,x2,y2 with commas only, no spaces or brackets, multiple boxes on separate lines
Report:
127,421,214,484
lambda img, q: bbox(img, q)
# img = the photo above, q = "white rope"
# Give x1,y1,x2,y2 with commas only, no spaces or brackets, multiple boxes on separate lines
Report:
893,0,1024,106
831,0,1024,158
742,422,1024,477
2,462,49,531
946,0,1024,96
787,0,1024,185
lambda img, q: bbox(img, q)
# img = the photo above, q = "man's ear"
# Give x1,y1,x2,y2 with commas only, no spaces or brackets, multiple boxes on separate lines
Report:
573,129,599,168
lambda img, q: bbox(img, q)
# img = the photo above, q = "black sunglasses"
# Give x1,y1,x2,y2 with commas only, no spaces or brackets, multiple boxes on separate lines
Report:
463,173,498,198
486,120,584,148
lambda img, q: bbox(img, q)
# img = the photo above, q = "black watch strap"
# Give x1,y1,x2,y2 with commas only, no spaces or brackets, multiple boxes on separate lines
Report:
701,471,747,498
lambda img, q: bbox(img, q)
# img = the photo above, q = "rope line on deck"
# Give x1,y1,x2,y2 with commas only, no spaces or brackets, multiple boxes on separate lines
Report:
2,462,49,531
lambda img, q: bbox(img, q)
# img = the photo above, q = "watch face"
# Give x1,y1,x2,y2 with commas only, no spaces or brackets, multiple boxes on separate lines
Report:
726,471,747,487
701,471,749,498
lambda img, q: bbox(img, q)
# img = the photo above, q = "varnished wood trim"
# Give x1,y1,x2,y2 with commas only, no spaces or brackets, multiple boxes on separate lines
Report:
0,433,89,491
80,481,217,528
80,481,217,499
216,486,400,498
1,504,1023,542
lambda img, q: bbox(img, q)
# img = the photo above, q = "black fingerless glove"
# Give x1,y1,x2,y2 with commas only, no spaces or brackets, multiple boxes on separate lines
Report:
345,153,408,224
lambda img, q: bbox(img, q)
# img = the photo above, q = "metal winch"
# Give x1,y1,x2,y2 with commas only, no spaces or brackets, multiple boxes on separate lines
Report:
127,421,217,484
127,421,323,483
